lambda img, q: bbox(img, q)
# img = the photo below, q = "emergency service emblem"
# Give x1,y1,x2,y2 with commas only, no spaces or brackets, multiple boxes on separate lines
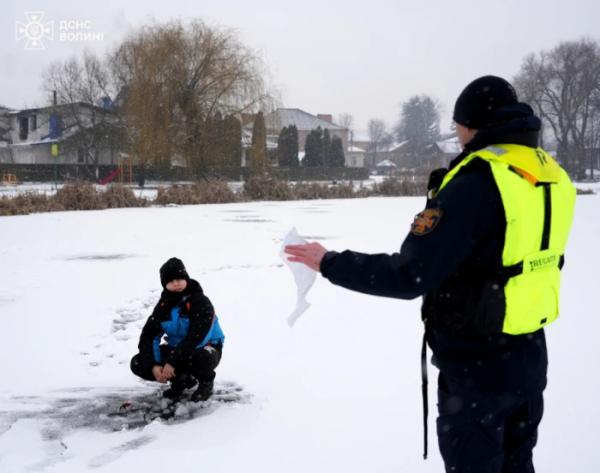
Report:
411,208,443,236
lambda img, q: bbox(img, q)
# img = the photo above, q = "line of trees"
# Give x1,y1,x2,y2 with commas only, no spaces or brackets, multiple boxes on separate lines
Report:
277,125,299,167
365,96,442,170
303,127,345,167
249,111,268,174
43,19,273,181
380,38,600,178
41,20,599,181
514,38,600,179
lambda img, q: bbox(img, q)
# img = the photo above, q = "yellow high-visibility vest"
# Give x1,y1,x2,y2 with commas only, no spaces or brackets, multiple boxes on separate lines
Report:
435,144,576,335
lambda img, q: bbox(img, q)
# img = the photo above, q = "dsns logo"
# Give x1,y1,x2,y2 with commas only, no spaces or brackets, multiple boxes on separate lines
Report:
15,12,54,50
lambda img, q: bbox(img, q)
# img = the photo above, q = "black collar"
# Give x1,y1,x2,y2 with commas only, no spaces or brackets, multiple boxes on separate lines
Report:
450,114,541,171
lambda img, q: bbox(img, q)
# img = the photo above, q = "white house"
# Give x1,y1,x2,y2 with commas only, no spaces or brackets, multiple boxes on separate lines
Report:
0,103,120,166
346,145,365,168
243,108,354,167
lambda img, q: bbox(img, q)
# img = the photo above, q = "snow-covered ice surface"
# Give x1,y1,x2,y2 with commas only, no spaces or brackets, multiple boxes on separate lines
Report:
0,194,598,472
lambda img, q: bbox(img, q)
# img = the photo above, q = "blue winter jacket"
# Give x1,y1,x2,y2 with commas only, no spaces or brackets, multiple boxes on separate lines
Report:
153,306,225,363
137,279,224,366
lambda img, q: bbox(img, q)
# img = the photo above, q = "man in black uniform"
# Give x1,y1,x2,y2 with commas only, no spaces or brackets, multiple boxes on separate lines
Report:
285,76,575,473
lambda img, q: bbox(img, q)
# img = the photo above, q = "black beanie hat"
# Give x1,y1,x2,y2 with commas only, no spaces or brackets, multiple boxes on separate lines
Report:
453,75,519,129
160,257,189,288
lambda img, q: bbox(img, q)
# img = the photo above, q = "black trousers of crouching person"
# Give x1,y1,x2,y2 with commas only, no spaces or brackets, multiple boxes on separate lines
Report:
130,344,223,383
436,373,544,473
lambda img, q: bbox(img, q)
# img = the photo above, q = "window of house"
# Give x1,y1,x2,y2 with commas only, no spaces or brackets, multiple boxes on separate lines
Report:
77,148,85,164
30,115,37,131
19,117,29,141
351,158,357,166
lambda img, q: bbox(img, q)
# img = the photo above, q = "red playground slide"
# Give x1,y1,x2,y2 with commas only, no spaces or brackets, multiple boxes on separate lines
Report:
99,168,119,185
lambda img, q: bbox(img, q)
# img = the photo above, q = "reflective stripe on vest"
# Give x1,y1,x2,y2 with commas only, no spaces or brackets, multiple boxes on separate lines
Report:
436,144,576,335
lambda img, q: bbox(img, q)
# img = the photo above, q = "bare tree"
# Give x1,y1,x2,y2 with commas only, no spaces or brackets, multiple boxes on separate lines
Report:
514,38,600,178
43,51,121,171
0,108,11,144
111,19,273,177
337,112,354,144
0,107,14,164
367,118,391,167
367,119,387,152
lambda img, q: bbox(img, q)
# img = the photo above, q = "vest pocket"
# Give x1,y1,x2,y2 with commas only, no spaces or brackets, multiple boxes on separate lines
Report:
503,267,560,335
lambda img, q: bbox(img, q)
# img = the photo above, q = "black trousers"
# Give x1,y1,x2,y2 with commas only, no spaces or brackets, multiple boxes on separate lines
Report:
130,344,222,384
436,373,543,473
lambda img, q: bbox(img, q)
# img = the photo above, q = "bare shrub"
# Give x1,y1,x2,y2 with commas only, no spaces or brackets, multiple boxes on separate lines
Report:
375,178,426,196
155,180,238,205
155,185,198,205
0,193,62,216
191,180,238,203
54,182,106,210
327,182,359,199
576,187,596,195
290,181,370,200
102,185,146,208
291,182,328,200
243,176,294,201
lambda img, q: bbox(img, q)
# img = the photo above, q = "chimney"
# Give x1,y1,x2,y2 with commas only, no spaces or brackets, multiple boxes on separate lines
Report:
317,114,333,123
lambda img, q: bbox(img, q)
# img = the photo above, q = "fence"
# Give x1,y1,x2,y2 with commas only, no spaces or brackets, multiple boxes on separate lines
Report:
0,164,370,183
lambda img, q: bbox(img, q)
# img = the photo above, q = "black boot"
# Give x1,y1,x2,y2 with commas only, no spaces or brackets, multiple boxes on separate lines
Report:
163,374,197,399
190,380,213,402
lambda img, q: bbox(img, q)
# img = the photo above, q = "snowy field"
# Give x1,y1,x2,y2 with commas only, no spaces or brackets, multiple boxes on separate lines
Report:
0,194,598,472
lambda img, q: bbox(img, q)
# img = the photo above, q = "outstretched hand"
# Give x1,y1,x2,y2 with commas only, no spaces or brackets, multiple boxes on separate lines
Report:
284,242,328,272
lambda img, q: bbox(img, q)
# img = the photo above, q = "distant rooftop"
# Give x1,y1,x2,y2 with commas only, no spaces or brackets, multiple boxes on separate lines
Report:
436,137,462,155
262,108,346,131
389,140,408,152
7,102,115,115
376,159,397,168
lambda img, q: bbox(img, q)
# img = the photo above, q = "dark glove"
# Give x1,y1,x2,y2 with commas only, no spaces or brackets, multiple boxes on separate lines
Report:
427,168,448,200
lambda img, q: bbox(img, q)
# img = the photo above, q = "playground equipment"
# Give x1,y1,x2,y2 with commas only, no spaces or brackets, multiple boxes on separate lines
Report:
1,173,18,185
118,155,133,184
99,155,133,185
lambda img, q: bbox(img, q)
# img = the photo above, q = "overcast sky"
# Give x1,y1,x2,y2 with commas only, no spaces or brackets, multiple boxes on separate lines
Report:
2,0,599,134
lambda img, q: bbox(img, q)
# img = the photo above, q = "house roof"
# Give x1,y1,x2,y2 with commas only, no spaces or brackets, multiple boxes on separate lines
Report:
436,137,462,155
261,108,346,132
376,159,397,168
348,145,366,152
389,140,408,152
10,137,58,147
8,102,114,116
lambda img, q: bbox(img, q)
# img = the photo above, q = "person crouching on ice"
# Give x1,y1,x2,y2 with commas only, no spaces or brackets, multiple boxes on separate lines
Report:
130,257,224,401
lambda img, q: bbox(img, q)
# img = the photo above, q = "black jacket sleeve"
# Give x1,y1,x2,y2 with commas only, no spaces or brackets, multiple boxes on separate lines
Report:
172,291,215,363
319,160,502,299
137,305,164,367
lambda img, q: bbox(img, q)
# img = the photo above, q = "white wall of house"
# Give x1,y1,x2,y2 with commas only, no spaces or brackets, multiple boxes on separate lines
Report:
6,106,118,166
9,110,52,145
346,147,365,167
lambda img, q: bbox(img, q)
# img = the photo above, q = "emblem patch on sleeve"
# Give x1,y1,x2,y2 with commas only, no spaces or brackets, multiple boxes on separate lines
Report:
411,208,443,236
